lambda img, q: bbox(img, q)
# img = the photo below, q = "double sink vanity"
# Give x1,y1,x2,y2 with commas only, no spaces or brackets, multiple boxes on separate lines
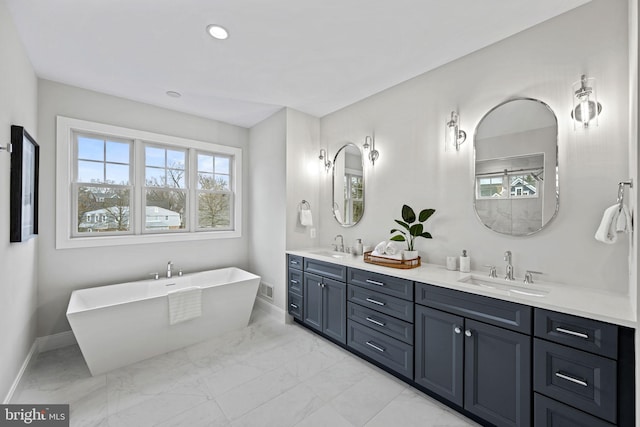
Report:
286,249,635,427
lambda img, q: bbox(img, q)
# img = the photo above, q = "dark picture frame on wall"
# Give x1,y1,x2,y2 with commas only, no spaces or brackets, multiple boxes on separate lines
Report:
10,125,39,242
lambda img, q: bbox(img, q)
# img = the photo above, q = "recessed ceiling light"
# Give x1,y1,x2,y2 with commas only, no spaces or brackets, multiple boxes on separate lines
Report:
166,91,182,98
206,24,229,40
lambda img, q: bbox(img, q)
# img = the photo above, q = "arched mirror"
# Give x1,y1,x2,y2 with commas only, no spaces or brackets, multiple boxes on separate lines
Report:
332,143,364,227
474,98,558,236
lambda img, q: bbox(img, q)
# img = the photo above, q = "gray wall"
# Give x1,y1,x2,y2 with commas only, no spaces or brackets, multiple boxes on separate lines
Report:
0,0,38,401
37,80,250,337
318,0,630,293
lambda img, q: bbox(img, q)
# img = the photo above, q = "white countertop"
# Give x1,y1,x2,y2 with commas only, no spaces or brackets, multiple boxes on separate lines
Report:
287,249,637,328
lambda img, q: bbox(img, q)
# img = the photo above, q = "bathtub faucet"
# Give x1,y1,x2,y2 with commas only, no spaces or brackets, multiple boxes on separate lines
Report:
167,261,173,278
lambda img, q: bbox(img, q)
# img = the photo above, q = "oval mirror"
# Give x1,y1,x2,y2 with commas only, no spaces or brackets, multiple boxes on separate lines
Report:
332,143,364,227
474,98,558,236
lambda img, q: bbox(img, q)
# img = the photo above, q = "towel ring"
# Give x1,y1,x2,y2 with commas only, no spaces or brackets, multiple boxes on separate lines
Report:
299,200,311,211
617,180,633,211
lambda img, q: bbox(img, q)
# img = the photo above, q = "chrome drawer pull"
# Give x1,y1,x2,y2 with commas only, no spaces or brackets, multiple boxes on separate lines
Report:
290,280,298,284
365,297,385,306
555,327,589,339
366,279,385,287
290,260,299,265
365,341,386,352
555,372,588,387
289,304,299,309
366,317,386,327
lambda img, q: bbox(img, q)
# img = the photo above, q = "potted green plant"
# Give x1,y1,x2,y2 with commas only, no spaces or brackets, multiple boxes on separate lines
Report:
390,204,435,260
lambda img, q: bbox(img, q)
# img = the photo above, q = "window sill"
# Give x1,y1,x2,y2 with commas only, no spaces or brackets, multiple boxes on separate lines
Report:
55,229,240,249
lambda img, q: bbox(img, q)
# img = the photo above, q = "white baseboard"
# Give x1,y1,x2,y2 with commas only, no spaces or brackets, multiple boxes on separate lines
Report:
37,330,77,353
3,340,37,404
254,296,286,321
3,331,77,404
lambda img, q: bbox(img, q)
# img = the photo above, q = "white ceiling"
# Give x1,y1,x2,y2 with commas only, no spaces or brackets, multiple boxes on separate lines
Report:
5,0,591,128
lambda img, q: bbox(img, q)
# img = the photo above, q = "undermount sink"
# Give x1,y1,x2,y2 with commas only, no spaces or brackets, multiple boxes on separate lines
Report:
457,274,550,297
310,250,349,259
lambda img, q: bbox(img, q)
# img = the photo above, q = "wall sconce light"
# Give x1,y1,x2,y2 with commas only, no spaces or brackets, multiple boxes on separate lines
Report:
445,111,466,151
571,74,602,129
363,135,379,165
319,148,332,171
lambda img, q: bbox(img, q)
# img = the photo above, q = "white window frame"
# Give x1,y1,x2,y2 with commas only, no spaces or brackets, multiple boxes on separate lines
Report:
56,116,242,249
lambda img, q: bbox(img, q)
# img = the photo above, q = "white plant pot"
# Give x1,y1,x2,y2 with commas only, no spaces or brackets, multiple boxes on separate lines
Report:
403,250,419,260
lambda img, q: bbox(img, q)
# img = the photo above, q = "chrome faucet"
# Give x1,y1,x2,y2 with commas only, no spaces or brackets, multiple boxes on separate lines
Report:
167,261,173,278
334,234,344,252
504,251,514,280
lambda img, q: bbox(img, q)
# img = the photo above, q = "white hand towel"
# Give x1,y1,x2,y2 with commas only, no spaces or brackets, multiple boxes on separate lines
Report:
371,251,404,261
616,204,632,233
374,241,387,254
595,205,622,244
385,241,402,256
300,209,313,227
168,287,202,325
333,208,343,223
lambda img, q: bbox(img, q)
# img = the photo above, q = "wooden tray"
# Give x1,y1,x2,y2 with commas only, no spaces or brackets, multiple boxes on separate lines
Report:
363,251,421,269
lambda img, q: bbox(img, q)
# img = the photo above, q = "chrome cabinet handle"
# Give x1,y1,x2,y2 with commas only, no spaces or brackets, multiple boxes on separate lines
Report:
365,297,385,306
555,327,589,339
366,317,385,327
365,341,386,352
366,279,385,287
290,260,299,265
289,304,299,309
454,326,461,334
290,280,298,284
555,372,588,387
465,330,472,337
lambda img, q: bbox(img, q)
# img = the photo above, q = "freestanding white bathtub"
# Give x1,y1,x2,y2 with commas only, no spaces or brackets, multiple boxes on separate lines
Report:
66,267,260,375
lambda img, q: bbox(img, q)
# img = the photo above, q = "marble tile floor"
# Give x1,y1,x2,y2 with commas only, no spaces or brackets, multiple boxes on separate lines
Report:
11,308,480,427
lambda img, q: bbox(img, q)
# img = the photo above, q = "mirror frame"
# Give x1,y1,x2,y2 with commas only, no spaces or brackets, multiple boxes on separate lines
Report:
473,97,559,236
332,142,365,227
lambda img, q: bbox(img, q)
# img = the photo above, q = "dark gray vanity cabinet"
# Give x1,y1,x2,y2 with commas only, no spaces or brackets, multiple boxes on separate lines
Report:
302,259,347,345
346,269,414,380
287,255,303,320
415,282,532,427
533,308,635,427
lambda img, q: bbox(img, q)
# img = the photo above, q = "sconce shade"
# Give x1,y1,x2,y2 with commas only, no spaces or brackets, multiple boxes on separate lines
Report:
445,111,466,151
319,148,332,171
571,74,601,129
363,135,379,165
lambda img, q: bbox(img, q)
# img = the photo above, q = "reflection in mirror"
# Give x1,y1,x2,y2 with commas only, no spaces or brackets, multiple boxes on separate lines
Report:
474,98,558,236
332,143,364,227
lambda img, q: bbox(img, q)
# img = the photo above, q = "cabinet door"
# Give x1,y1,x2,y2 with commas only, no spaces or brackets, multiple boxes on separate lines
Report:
303,273,323,332
415,306,464,407
322,278,347,344
464,319,531,427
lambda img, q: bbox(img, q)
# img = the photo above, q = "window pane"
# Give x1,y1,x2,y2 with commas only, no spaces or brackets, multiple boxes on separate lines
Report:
145,146,165,167
214,174,230,190
146,167,165,186
198,154,214,173
106,163,129,185
77,136,104,161
106,141,129,163
145,189,186,230
77,186,130,233
198,193,231,229
78,160,104,183
167,150,185,169
198,172,214,190
215,156,230,174
167,169,186,188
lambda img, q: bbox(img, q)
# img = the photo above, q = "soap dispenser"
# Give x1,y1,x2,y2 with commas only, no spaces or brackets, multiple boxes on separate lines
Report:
460,250,470,273
354,239,363,256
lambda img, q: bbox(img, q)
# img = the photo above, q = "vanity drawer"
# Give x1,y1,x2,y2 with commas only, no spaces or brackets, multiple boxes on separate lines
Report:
288,268,303,295
348,302,414,344
348,268,413,301
534,308,618,359
534,338,617,423
415,282,531,334
348,285,413,323
347,320,413,380
304,258,346,282
288,292,303,320
288,254,303,270
534,393,615,427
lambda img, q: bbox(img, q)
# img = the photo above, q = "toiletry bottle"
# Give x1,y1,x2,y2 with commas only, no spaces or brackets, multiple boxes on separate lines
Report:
460,250,470,273
354,239,363,256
